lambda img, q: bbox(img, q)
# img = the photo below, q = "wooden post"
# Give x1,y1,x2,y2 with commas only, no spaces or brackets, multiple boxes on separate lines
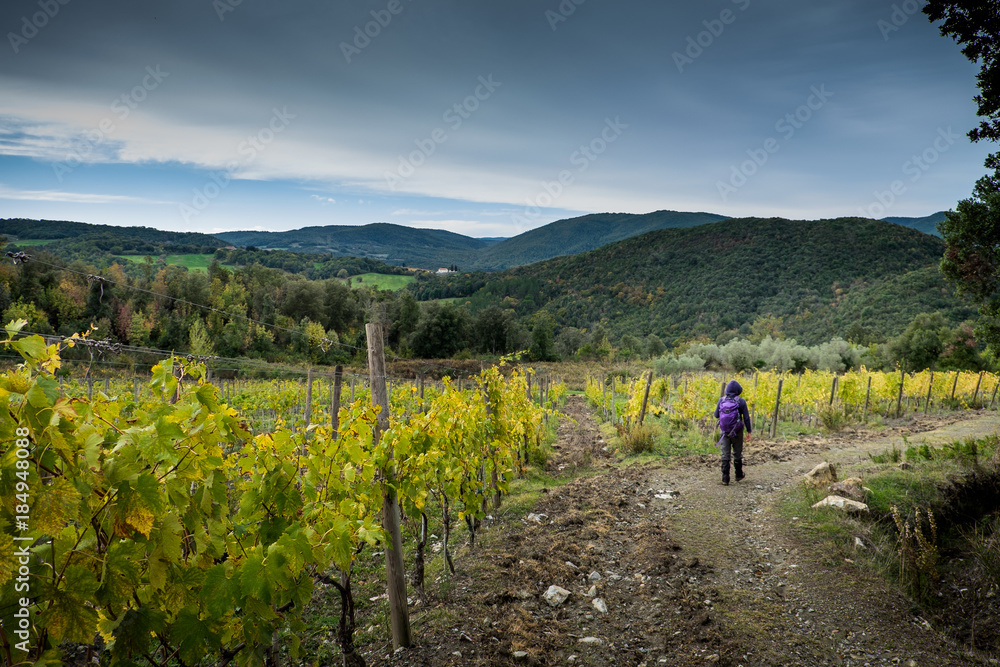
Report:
972,370,985,405
638,371,654,426
331,365,343,436
950,372,959,401
895,370,905,418
924,371,934,414
611,381,617,427
133,376,139,402
304,367,313,430
366,323,411,649
989,376,999,409
829,376,838,406
769,378,783,438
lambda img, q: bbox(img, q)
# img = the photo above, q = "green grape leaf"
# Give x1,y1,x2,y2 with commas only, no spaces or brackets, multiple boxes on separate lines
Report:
170,607,221,666
112,606,165,658
200,563,237,620
43,565,100,643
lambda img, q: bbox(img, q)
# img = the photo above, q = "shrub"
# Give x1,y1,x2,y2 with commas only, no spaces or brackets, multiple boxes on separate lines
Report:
621,423,656,454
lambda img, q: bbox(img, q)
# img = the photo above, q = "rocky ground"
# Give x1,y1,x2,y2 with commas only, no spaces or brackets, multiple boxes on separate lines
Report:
364,396,1000,667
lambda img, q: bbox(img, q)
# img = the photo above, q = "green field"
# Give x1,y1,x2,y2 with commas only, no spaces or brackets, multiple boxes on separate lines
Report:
7,239,55,246
346,273,415,291
120,254,216,273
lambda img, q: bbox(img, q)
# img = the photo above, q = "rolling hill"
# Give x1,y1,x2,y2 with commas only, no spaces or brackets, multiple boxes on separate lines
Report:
214,223,489,269
0,218,226,247
469,210,729,270
412,216,973,345
881,211,947,236
213,210,948,271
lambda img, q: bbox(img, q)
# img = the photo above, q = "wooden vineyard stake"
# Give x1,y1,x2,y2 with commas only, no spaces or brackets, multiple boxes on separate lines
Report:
366,323,411,650
769,378,783,438
304,367,313,431
331,365,343,436
895,370,905,418
924,371,934,414
972,371,985,405
638,371,654,426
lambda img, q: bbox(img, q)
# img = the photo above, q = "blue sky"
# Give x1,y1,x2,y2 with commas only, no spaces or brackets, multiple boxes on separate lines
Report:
0,0,992,237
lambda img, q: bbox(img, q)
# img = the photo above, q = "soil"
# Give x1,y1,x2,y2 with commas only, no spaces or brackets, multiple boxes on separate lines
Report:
365,396,1000,667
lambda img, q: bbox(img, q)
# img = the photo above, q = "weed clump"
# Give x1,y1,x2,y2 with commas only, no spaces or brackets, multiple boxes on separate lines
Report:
817,405,849,433
621,423,656,454
891,505,940,603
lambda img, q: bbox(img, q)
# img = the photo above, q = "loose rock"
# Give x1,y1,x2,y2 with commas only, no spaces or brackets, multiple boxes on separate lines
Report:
804,461,837,487
812,495,869,513
543,585,571,607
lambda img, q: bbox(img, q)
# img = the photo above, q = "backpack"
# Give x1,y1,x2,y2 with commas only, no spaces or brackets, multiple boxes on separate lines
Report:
718,396,743,437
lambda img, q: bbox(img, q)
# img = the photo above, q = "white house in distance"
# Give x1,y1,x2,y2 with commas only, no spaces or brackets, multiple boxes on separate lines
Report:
436,268,454,275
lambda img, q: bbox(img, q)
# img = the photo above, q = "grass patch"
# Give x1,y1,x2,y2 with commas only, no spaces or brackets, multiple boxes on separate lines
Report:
120,253,216,272
779,434,1000,619
7,238,54,246
345,273,415,291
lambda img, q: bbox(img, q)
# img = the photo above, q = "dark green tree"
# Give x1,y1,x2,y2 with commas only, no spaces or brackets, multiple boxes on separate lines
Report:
387,291,421,352
925,1,1000,351
528,311,557,361
889,312,950,371
409,302,471,358
644,334,667,359
473,305,520,356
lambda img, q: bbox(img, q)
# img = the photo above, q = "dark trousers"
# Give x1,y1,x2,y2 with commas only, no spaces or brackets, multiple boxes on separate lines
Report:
719,431,744,463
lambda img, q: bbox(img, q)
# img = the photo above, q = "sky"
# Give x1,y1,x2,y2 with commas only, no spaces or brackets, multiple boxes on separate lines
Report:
0,0,992,238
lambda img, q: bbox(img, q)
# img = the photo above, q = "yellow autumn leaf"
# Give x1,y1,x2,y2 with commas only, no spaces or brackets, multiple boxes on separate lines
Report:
33,477,81,535
0,532,14,586
125,506,155,538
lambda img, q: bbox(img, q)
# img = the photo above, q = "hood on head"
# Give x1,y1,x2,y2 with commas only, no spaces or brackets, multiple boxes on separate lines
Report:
725,380,743,396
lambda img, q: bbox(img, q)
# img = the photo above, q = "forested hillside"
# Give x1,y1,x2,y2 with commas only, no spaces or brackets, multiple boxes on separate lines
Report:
470,210,729,269
411,217,973,345
215,222,489,269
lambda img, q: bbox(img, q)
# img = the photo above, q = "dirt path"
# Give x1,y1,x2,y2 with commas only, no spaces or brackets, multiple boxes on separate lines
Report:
374,397,1000,667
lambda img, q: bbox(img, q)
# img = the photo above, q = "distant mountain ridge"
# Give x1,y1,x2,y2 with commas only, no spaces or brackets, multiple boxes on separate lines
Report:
215,223,489,268
0,218,225,247
412,216,970,344
1,211,948,272
214,210,947,270
881,211,947,236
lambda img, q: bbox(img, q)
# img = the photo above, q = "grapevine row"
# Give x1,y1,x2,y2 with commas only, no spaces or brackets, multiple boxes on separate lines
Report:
586,368,1000,434
0,324,558,666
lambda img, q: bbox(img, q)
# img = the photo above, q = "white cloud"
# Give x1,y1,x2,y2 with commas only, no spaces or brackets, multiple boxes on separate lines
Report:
0,185,172,205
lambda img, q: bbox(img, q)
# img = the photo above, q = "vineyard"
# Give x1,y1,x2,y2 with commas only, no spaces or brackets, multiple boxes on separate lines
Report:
0,324,563,666
586,368,1000,437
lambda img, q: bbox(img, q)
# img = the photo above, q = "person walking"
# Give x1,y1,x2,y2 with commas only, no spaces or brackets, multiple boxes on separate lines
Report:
714,379,751,485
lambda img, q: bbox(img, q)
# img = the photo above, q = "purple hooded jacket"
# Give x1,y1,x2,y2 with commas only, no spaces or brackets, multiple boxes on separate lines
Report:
713,380,752,433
